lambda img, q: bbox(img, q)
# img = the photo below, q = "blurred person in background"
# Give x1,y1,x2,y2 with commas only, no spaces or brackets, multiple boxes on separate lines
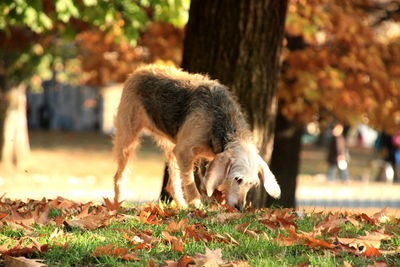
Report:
326,123,350,183
374,132,396,183
392,131,400,183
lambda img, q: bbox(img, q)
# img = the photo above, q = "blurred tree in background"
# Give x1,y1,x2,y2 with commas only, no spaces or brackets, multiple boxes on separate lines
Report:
0,0,188,166
281,0,400,133
269,0,400,208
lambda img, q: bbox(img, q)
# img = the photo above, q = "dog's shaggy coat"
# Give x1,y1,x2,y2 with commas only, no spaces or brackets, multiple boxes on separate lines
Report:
113,65,280,209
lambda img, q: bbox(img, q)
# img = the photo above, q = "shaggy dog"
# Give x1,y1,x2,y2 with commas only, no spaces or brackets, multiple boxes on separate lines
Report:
113,65,280,209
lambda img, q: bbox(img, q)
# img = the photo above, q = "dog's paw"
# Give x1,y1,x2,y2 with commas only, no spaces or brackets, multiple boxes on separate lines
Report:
188,198,202,209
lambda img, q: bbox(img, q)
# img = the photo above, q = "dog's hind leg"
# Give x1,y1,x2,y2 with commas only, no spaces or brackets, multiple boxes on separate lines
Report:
112,95,143,205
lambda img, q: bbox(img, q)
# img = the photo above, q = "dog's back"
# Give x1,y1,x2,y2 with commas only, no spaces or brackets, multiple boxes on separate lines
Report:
126,65,250,152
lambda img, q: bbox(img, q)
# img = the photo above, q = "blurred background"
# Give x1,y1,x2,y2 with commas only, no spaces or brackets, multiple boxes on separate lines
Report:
0,0,399,214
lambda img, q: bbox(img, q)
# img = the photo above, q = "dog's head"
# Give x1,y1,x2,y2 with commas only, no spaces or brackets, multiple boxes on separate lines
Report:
204,142,281,210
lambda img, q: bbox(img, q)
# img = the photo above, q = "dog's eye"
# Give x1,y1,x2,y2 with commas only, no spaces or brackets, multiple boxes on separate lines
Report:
234,177,243,185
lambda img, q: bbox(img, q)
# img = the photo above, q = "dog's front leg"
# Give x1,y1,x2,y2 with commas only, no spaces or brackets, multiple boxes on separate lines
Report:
173,145,202,208
165,152,188,208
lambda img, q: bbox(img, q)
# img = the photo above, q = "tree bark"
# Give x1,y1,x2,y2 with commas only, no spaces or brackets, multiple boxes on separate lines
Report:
267,113,303,208
182,1,288,158
161,0,288,207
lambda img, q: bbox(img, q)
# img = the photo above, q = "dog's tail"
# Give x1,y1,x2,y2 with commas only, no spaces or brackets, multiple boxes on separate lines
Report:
258,155,281,199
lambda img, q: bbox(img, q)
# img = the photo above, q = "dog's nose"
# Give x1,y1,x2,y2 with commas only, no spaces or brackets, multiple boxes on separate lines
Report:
235,204,243,211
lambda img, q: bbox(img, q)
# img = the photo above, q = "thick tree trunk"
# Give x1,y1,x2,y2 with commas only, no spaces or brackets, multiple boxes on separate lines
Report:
0,83,30,167
182,1,287,159
161,0,288,207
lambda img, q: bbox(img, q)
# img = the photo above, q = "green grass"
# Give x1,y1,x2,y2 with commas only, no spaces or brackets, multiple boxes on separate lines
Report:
1,201,399,267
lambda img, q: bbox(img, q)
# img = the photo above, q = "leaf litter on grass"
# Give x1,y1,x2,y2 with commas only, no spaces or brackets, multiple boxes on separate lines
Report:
0,195,399,266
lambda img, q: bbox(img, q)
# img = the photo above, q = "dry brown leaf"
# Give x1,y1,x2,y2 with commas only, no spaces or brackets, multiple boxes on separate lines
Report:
222,261,251,267
65,211,115,230
3,256,47,267
162,231,184,253
213,233,239,246
314,213,342,235
372,208,392,223
103,197,120,211
167,219,189,233
337,231,391,251
47,197,79,210
191,248,225,267
209,212,243,224
367,261,389,267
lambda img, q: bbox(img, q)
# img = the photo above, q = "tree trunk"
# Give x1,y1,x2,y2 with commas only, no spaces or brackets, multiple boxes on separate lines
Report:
0,83,30,167
160,0,288,207
267,113,303,208
182,1,287,159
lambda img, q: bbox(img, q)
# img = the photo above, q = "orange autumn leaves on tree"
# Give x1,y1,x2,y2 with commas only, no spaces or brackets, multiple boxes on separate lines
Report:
281,0,400,133
76,21,184,86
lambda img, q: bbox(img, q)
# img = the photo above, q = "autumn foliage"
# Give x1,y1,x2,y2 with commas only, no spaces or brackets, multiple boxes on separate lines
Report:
76,21,183,86
0,195,399,266
281,0,400,133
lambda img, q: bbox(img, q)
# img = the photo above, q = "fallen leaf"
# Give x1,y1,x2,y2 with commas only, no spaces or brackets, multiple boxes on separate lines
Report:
190,210,208,218
103,197,120,211
65,211,115,230
178,255,194,267
213,233,239,245
191,248,225,267
167,219,188,233
209,212,243,224
3,256,47,267
162,231,184,253
222,260,251,267
48,197,79,210
91,244,139,261
91,244,114,256
363,245,381,257
314,213,342,236
367,261,389,267
121,253,140,261
372,208,392,223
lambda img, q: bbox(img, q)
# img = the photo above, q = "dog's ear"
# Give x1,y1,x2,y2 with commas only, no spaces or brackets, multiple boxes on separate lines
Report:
257,155,281,199
204,151,232,197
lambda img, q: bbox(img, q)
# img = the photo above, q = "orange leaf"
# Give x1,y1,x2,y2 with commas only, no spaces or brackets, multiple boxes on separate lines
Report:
171,238,184,253
162,231,184,253
103,197,120,211
178,255,194,267
112,247,129,256
167,219,188,233
121,253,140,261
363,245,381,257
91,244,114,256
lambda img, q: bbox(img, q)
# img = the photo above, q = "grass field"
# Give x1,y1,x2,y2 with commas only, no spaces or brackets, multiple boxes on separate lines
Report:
1,198,399,266
0,131,399,266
